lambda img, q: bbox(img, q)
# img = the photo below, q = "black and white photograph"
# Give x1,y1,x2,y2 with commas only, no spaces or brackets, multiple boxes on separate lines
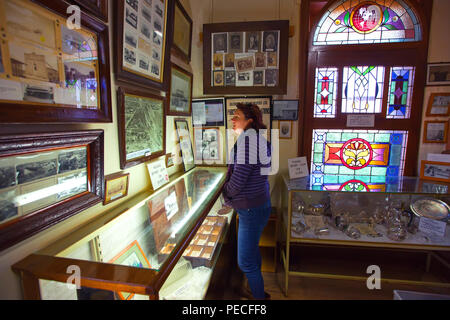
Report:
0,165,16,189
16,159,57,185
125,31,138,48
426,62,450,86
246,31,260,52
272,99,299,120
58,148,87,173
126,0,139,11
0,190,18,224
142,6,152,23
225,70,236,86
57,171,88,200
125,7,138,29
254,70,264,85
141,22,151,40
23,85,55,104
426,92,450,116
236,71,252,87
229,32,243,53
424,121,448,143
213,33,227,53
155,3,164,18
139,55,150,71
421,161,450,182
124,48,136,65
263,31,278,52
265,69,278,86
151,63,160,76
153,31,162,46
154,19,162,33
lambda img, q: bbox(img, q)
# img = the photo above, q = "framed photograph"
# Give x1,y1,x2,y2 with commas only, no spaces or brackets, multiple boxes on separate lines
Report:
172,0,192,62
426,63,450,86
423,120,448,143
426,92,450,117
174,118,195,172
115,0,175,91
109,240,151,300
68,0,109,22
192,97,225,127
420,161,450,183
225,96,272,156
418,180,449,194
0,130,104,252
117,86,166,169
203,20,289,94
194,127,222,163
165,153,174,168
104,172,130,205
167,64,193,116
279,120,293,139
0,0,112,123
272,99,299,120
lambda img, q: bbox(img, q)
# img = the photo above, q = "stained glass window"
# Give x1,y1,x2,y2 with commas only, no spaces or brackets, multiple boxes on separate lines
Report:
311,129,408,180
313,0,422,45
386,66,415,119
314,68,338,118
342,66,384,113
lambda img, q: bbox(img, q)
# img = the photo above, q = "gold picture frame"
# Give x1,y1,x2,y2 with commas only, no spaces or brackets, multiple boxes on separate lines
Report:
420,160,450,183
423,120,448,143
104,172,130,205
426,92,450,117
279,120,293,139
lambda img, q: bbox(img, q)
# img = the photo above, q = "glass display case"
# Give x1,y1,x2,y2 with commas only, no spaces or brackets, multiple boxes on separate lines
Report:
280,174,450,296
12,167,233,300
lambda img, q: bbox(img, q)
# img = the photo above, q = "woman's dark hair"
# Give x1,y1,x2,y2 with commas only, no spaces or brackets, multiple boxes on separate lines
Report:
236,103,267,131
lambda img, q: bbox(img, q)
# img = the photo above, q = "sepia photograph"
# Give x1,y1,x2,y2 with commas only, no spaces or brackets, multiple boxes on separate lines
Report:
213,33,227,53
426,92,450,116
126,0,138,11
229,32,243,53
104,172,129,205
426,63,450,85
0,189,18,225
423,120,448,143
213,70,224,86
263,31,278,52
141,22,152,40
420,161,450,183
58,148,87,173
213,53,224,70
267,52,278,67
195,128,221,161
235,55,254,73
246,31,261,52
125,31,138,48
225,53,235,68
255,52,266,68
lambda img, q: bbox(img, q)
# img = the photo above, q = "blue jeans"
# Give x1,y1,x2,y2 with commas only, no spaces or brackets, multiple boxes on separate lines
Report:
237,200,271,299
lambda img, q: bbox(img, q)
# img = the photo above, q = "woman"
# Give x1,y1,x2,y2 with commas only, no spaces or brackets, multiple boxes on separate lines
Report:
222,103,272,300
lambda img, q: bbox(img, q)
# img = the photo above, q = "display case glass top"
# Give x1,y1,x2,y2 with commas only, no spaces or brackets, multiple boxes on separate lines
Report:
282,173,450,194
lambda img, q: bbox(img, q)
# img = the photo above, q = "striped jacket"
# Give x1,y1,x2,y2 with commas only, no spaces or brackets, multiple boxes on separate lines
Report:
222,129,271,209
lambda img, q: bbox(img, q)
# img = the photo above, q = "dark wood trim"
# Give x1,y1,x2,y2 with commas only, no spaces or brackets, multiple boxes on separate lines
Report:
166,63,193,116
114,0,175,92
0,130,104,252
203,20,289,95
67,0,108,22
117,86,167,170
0,0,112,123
171,0,193,63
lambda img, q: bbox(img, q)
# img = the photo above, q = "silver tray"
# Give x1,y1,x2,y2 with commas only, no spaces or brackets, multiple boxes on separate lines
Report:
410,198,450,222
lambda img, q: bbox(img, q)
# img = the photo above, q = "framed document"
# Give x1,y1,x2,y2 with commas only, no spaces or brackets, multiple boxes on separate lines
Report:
0,0,112,123
117,86,166,169
167,64,193,116
172,0,192,62
420,161,450,183
272,100,299,120
115,0,175,91
194,127,222,163
426,63,450,86
192,97,225,127
0,130,104,251
279,120,293,139
203,20,289,94
104,172,129,205
174,118,195,172
426,92,450,117
423,120,448,144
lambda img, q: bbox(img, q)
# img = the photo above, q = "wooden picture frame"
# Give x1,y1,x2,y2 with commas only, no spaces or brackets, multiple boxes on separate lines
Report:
174,118,195,173
167,64,193,116
203,20,289,94
426,92,450,117
172,0,192,62
0,0,112,123
117,86,166,169
103,172,129,205
165,153,174,168
426,62,450,86
279,120,293,139
272,99,299,120
0,130,104,252
108,240,151,300
114,0,175,91
423,120,448,144
420,160,450,183
67,0,109,22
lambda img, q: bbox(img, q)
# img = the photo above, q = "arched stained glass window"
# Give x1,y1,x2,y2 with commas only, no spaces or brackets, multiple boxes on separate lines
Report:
313,0,422,45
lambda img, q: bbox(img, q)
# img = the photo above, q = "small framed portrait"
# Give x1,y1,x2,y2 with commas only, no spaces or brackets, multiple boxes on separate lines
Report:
253,71,264,86
213,53,224,70
272,99,299,120
426,63,450,86
426,92,450,117
263,31,279,52
213,33,228,53
420,161,450,183
423,120,448,143
165,153,174,168
246,31,261,52
228,32,243,53
225,70,236,86
213,70,224,86
267,52,278,67
279,120,293,139
104,172,130,205
225,53,235,68
265,69,278,86
168,64,193,116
